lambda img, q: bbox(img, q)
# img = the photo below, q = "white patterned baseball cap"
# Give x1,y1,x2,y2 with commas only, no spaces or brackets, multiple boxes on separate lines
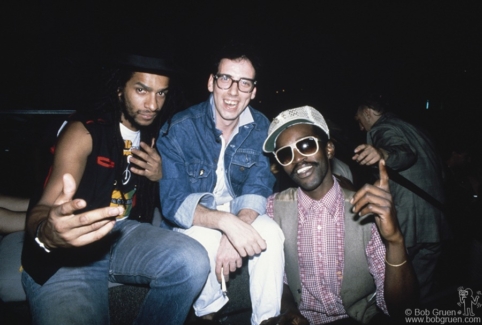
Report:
263,106,330,153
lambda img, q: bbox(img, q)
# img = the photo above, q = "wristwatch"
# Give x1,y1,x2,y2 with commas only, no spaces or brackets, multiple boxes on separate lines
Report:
34,221,51,253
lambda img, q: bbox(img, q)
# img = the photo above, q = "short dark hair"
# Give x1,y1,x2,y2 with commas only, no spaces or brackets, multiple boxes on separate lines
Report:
211,40,261,79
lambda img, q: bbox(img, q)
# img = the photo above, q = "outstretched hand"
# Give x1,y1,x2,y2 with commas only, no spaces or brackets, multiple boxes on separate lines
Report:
350,160,402,243
130,138,163,181
40,173,123,249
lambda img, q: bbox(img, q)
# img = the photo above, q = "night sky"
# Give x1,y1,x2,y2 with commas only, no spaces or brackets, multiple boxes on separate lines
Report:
2,1,482,159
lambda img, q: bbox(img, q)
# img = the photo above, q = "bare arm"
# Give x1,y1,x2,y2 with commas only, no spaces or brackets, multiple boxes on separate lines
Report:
0,194,29,234
27,121,123,249
193,204,266,256
0,194,29,211
0,209,26,234
350,160,418,317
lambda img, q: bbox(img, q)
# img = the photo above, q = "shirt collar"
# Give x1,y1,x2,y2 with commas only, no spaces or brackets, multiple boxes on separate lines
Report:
209,94,254,132
297,176,343,220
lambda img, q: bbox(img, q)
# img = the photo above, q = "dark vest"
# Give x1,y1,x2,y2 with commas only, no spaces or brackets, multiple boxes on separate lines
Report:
21,113,139,285
272,187,379,323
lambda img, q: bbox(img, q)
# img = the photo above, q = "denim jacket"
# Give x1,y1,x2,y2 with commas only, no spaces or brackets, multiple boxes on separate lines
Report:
157,97,275,229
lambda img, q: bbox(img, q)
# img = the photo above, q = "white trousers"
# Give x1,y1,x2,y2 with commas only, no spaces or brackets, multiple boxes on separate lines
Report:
177,214,285,325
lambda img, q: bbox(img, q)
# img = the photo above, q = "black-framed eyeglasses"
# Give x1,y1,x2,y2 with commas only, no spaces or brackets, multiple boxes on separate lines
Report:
274,136,320,166
214,74,257,93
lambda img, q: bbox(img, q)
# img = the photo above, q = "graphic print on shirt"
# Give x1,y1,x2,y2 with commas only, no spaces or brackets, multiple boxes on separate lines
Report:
110,139,139,220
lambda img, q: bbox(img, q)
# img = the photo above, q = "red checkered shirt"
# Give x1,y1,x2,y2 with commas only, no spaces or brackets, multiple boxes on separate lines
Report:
267,179,388,324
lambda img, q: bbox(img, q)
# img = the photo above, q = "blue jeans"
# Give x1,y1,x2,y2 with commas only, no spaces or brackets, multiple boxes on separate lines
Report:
22,220,210,325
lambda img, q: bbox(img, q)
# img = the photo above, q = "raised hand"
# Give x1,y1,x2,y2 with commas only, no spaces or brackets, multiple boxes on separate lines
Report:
350,160,402,243
39,173,123,249
130,138,163,181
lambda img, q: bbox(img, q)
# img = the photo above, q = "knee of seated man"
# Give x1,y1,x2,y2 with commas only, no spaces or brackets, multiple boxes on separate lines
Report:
251,215,285,246
165,234,210,278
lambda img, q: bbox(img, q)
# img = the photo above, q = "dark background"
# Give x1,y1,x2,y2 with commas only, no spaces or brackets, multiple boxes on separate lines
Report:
1,1,482,195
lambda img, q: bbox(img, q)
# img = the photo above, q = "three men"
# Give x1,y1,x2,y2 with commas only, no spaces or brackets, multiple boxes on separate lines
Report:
21,53,210,325
261,106,417,324
158,44,284,324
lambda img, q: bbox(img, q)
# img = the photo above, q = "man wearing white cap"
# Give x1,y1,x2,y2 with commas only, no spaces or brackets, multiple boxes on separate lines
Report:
261,106,418,325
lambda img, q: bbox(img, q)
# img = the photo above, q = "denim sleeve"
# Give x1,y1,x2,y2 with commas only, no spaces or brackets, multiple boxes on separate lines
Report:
171,192,217,229
230,193,267,216
157,127,214,229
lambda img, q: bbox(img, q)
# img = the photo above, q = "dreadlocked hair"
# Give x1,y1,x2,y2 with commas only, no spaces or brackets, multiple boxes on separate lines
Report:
85,66,184,223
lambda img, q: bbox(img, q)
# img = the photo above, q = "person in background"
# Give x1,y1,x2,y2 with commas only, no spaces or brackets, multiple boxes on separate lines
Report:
353,94,450,302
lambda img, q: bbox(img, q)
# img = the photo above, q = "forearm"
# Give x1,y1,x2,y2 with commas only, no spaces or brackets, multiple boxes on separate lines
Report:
193,204,234,231
0,208,26,234
0,194,29,211
384,239,418,316
237,208,259,224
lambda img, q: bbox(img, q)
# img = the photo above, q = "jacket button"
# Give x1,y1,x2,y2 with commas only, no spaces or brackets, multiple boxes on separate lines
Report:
199,169,204,176
240,167,245,171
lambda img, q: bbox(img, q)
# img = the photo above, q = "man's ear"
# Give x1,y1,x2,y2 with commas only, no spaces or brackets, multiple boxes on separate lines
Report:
117,88,123,101
326,141,335,160
207,74,214,93
250,86,257,100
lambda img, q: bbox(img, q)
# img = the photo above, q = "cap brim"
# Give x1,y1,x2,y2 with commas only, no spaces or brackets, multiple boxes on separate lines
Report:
263,119,314,153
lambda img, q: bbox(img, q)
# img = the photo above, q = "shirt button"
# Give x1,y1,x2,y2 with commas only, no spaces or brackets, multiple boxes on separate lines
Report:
317,225,321,230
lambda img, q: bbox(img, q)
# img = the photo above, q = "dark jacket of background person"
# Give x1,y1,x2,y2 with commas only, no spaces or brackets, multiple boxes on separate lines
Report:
366,113,450,247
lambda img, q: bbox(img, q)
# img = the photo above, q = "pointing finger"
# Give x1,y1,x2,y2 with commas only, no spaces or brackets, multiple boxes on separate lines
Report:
377,159,389,190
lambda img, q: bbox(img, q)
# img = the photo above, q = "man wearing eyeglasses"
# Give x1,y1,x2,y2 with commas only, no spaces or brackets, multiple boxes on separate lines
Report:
157,42,284,325
260,106,417,325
